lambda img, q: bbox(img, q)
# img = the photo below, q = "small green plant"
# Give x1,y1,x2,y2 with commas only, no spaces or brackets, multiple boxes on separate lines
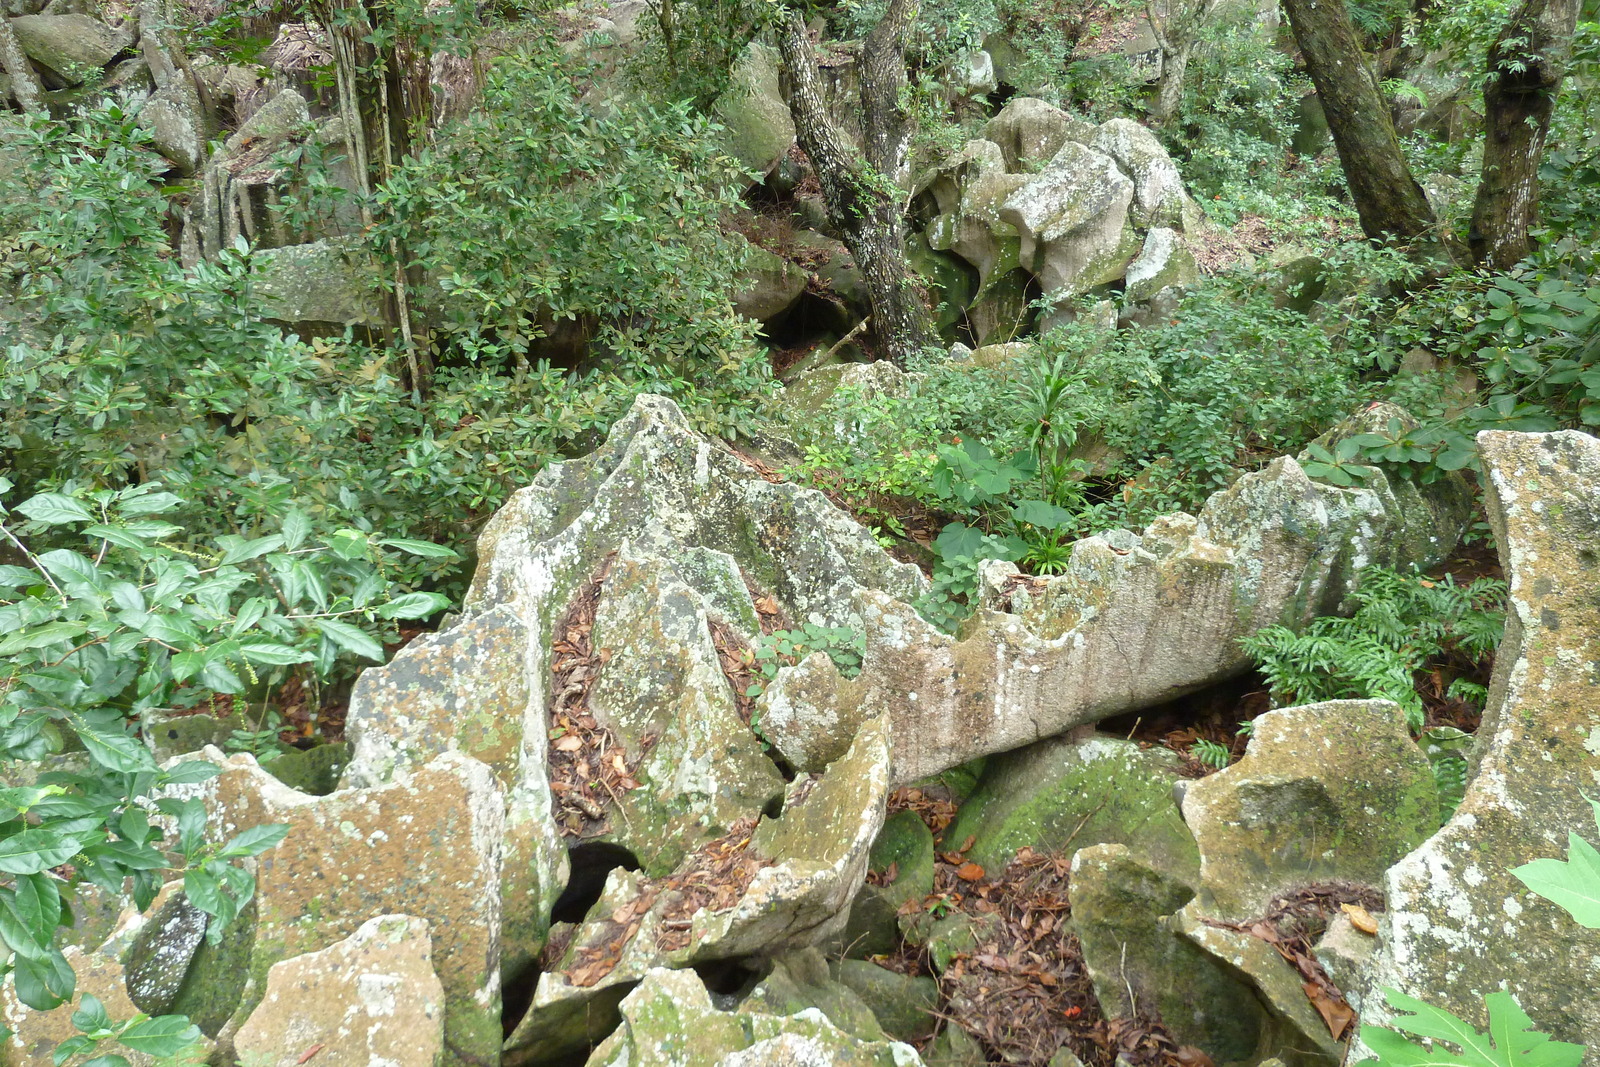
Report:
46,992,203,1066
1239,567,1507,731
744,624,867,699
1191,739,1233,770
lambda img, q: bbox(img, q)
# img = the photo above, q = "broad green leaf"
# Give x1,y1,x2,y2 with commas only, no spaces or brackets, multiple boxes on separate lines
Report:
374,592,451,620
281,511,312,551
14,493,93,525
75,724,157,775
12,948,76,1010
216,534,285,566
0,895,49,959
116,492,182,516
1356,988,1584,1067
1011,499,1074,530
1509,796,1600,928
236,641,313,666
219,822,289,859
117,1015,202,1056
14,871,62,940
71,992,111,1034
53,1034,96,1065
378,537,458,559
316,618,385,661
183,867,223,916
0,621,89,656
0,829,80,874
159,761,222,786
82,525,148,550
0,564,39,586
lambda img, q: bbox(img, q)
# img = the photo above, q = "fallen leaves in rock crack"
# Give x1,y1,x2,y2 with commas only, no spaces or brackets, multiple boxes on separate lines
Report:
560,813,774,987
878,832,1212,1067
1203,880,1384,1042
547,552,655,838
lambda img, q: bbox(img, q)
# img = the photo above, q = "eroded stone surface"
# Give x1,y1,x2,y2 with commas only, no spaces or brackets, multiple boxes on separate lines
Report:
759,404,1469,783
1182,700,1437,922
586,967,923,1066
164,749,503,1067
1356,430,1600,1059
233,914,445,1067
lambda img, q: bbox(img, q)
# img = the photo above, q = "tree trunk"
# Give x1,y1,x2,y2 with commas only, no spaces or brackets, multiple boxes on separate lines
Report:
778,8,931,366
1282,0,1441,247
1148,38,1191,126
1145,0,1210,127
1468,0,1580,268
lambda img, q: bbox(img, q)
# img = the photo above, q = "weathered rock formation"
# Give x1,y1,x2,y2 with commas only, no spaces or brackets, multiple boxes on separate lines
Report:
1355,429,1600,1058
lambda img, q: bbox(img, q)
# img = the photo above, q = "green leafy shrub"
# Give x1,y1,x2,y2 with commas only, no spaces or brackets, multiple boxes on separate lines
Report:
0,478,448,1048
1239,566,1506,731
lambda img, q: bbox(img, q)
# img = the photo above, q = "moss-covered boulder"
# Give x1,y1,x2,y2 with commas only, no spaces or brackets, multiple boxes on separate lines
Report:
162,749,503,1067
586,547,785,876
586,967,921,1066
832,959,939,1042
1070,844,1271,1064
712,43,795,181
1182,699,1438,923
743,949,889,1042
843,809,935,958
1355,430,1600,1059
233,915,445,1067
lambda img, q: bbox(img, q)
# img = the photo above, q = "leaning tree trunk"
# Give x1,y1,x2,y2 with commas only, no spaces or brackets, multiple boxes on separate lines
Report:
778,7,931,366
1282,0,1442,247
1468,0,1580,269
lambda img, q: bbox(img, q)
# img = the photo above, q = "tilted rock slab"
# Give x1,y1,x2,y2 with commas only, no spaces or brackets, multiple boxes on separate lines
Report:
164,749,503,1067
234,914,446,1067
1355,430,1600,1058
760,404,1469,783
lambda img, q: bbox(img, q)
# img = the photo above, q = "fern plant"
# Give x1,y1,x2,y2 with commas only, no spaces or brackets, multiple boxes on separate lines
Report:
1239,567,1507,731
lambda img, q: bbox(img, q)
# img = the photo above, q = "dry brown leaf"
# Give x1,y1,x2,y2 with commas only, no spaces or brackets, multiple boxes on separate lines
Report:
553,735,584,753
1341,902,1379,934
956,862,986,882
1303,981,1355,1038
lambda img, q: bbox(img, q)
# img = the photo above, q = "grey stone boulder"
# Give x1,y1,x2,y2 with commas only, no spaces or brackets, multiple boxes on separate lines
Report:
250,238,387,332
1181,699,1438,923
8,13,122,86
999,140,1140,297
1123,227,1198,303
586,967,924,1066
922,139,1027,293
714,43,795,181
508,718,892,1063
233,915,445,1067
942,735,1199,883
743,948,890,1042
584,545,786,876
982,97,1094,172
1173,901,1345,1067
732,243,807,323
1090,118,1202,230
1355,430,1600,1059
123,885,208,1016
0,16,42,111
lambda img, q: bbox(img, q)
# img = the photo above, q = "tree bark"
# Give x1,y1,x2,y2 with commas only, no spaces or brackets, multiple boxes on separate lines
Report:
1145,0,1215,127
1468,0,1580,268
1282,0,1441,246
778,8,931,366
